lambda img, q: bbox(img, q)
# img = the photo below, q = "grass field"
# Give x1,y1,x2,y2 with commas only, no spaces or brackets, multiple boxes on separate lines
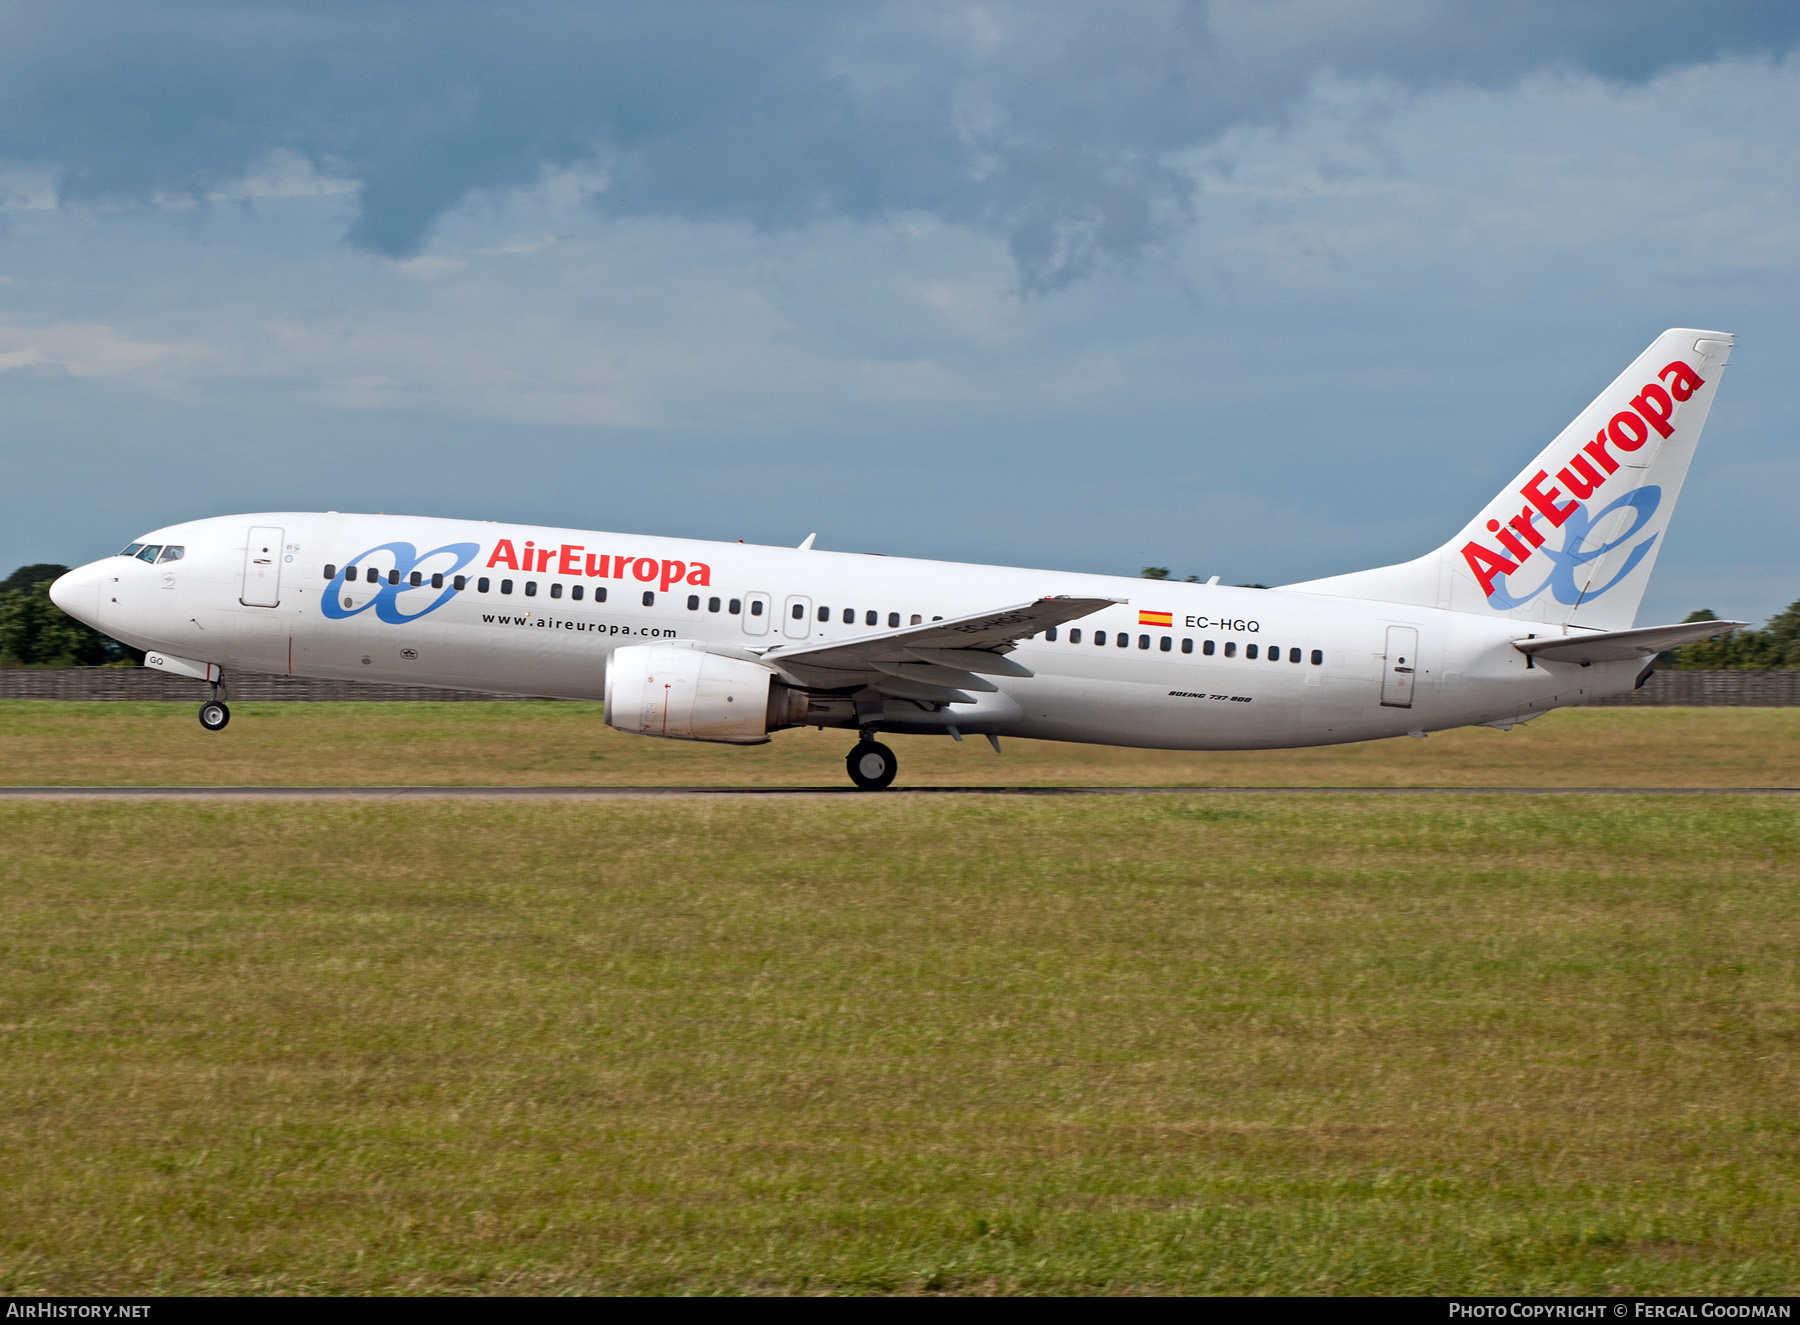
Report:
2,786,1798,1294
2,700,1799,787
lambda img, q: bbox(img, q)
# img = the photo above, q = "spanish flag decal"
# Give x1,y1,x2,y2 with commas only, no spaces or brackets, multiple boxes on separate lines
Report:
1139,610,1173,627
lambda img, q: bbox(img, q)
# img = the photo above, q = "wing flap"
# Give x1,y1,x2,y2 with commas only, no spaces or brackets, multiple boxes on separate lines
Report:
870,660,999,693
903,647,1035,677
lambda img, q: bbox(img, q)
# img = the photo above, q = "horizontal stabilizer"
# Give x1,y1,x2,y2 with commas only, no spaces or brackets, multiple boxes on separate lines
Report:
1512,619,1746,665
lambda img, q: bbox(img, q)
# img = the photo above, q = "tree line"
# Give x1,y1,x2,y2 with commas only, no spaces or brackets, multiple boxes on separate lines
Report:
0,565,140,667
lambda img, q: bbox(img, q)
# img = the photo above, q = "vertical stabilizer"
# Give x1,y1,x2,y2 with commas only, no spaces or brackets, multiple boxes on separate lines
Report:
1280,329,1732,631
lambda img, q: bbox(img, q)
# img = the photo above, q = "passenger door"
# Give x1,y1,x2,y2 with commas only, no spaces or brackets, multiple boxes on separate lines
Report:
240,526,284,607
1380,625,1418,708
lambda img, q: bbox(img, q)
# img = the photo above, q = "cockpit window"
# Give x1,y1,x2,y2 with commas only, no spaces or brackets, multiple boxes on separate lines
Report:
156,545,184,564
119,543,145,557
135,545,163,563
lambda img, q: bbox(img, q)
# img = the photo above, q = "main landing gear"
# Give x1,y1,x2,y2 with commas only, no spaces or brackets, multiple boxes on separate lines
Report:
845,738,898,791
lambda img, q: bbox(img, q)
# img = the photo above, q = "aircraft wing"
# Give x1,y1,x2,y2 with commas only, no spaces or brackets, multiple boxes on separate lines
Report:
1512,619,1747,665
759,596,1120,701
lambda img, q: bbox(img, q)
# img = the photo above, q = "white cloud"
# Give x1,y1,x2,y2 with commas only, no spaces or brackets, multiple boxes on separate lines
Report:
0,322,197,380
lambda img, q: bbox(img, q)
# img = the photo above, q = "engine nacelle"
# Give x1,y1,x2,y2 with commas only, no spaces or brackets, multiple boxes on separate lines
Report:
604,645,799,745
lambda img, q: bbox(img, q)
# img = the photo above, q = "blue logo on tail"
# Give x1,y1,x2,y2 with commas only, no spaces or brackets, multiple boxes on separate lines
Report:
1486,488,1661,610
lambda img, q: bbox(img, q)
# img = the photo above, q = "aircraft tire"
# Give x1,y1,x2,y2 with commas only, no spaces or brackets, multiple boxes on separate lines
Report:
846,740,897,791
198,700,231,732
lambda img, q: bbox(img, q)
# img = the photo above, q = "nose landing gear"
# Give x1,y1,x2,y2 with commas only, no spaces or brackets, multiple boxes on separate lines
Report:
198,671,230,731
845,738,897,791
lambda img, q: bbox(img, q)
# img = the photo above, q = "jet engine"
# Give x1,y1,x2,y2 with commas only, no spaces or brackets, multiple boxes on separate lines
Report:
604,644,810,744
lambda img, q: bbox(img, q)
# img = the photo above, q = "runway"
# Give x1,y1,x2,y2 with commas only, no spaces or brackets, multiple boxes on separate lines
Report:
1,785,1795,798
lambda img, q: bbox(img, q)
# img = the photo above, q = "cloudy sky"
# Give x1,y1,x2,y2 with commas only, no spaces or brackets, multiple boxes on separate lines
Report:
4,0,1798,624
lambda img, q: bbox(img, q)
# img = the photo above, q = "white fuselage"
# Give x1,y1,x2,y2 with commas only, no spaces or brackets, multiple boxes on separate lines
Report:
57,511,1640,749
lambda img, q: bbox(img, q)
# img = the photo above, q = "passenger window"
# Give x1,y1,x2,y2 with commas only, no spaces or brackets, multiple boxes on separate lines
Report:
1290,648,1302,663
642,591,655,607
1095,631,1106,646
1247,644,1258,659
745,599,758,615
911,614,922,625
709,597,721,613
1138,634,1150,649
792,603,805,620
1160,636,1172,652
1224,641,1237,658
454,575,466,591
431,573,443,589
571,584,584,601
1069,628,1081,644
550,583,562,599
135,545,162,563
477,577,489,592
525,581,537,597
1271,647,1281,663
367,567,379,583
1203,639,1215,656
1046,627,1058,642
1181,638,1192,654
325,564,337,580
409,571,423,587
730,599,742,614
888,612,899,628
157,546,185,563
595,587,607,602
687,594,700,610
388,569,401,585
933,616,943,621
865,610,877,626
1117,633,1129,648
843,608,854,624
500,579,513,594
1310,649,1323,665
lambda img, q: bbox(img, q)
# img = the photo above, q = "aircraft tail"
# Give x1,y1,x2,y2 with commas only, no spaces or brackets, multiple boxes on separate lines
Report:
1281,328,1733,631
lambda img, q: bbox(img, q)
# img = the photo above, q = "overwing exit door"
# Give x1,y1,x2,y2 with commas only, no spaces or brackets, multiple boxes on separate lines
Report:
783,595,812,640
742,591,771,636
240,526,284,607
1380,625,1418,708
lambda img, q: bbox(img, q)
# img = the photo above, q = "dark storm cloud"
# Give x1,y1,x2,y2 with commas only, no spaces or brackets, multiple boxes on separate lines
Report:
3,0,1797,288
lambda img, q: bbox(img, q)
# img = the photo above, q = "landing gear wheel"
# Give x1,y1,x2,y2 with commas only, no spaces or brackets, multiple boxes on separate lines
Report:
198,700,231,732
846,740,897,791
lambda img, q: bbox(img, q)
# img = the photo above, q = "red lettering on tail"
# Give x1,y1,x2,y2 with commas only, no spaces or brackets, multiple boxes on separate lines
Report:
1462,541,1519,596
1658,359,1704,402
1631,383,1675,438
1520,471,1577,528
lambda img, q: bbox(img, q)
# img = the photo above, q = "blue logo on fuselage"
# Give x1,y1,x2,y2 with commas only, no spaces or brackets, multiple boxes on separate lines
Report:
1486,487,1660,610
322,541,481,624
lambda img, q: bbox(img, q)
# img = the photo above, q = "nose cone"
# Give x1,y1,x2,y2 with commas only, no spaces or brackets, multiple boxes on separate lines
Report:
49,562,103,630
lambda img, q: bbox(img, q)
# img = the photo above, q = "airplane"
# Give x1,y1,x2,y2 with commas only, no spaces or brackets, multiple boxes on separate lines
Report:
50,327,1744,790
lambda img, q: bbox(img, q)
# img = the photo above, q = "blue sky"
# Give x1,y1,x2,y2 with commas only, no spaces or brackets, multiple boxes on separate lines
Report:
4,1,1798,623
